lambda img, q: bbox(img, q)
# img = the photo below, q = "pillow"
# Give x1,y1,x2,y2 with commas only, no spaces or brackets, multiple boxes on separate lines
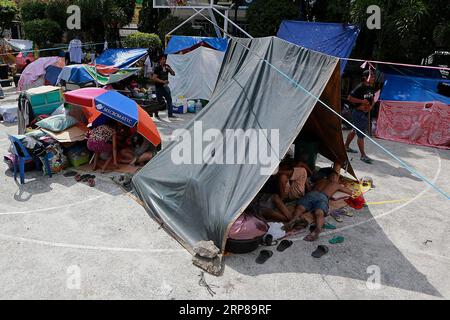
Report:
36,114,78,133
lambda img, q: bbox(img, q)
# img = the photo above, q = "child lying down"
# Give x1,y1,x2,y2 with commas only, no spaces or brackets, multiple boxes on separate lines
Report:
257,171,355,242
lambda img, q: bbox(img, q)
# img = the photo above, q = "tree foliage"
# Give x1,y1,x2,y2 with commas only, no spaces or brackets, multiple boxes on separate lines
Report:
138,0,169,34
123,31,162,49
23,19,62,48
0,0,18,36
247,0,300,37
20,0,47,22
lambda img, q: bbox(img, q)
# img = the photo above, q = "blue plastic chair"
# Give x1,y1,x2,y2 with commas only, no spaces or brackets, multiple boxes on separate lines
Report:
8,135,52,184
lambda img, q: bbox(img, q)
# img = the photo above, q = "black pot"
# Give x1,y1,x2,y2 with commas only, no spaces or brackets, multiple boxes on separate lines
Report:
225,236,263,254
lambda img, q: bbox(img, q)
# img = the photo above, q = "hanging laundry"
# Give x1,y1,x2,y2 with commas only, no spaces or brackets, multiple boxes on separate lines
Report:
68,39,83,64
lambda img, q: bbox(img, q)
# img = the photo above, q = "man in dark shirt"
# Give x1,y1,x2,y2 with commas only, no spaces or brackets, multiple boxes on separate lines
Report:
344,70,375,164
152,55,176,118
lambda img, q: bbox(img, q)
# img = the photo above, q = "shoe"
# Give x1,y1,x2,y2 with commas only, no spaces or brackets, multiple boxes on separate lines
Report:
168,115,178,119
346,147,358,154
360,156,373,164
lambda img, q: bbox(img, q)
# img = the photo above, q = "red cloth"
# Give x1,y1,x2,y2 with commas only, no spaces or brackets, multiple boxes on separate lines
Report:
376,101,450,149
345,195,366,210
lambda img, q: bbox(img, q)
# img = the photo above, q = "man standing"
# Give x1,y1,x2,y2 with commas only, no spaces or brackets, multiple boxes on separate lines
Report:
152,55,176,119
345,70,375,164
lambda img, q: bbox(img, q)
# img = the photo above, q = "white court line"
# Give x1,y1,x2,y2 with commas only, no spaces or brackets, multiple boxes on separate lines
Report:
291,151,450,264
0,233,185,254
0,148,444,255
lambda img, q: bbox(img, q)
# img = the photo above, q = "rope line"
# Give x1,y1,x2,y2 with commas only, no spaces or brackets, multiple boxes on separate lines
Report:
193,9,450,200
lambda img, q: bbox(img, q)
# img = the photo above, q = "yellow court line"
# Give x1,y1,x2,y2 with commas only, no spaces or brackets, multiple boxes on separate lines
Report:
367,193,441,206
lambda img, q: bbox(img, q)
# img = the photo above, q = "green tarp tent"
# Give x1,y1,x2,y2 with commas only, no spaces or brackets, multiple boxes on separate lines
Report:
132,36,353,252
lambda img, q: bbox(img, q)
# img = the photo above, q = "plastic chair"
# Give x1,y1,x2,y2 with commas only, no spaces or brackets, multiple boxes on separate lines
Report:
7,135,52,184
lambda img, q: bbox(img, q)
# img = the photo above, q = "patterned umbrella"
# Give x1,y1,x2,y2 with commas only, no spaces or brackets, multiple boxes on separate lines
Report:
64,88,161,147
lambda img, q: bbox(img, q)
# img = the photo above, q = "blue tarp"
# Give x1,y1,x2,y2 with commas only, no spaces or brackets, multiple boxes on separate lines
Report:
165,36,228,54
95,48,148,68
58,65,93,84
381,74,450,104
44,65,63,86
277,21,360,74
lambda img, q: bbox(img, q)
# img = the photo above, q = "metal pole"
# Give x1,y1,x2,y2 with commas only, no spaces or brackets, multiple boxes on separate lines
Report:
212,7,253,38
167,8,206,37
224,9,229,37
207,8,222,38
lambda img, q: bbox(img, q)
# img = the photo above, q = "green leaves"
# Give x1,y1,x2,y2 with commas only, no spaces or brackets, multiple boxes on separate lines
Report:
0,0,19,36
123,31,162,49
23,19,62,48
247,0,300,37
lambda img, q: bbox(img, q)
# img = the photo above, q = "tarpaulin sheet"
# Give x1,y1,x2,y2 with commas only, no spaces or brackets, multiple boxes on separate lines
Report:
44,65,63,86
277,21,360,74
5,39,33,52
132,36,352,251
376,101,450,149
380,74,450,104
18,57,64,91
58,64,139,85
167,46,225,100
58,65,94,84
95,48,148,68
165,36,228,54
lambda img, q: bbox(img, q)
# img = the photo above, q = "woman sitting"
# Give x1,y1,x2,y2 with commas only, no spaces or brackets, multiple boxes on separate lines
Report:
87,120,118,172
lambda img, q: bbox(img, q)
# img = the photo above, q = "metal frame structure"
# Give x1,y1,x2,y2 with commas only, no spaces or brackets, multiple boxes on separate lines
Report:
153,0,214,9
154,1,252,39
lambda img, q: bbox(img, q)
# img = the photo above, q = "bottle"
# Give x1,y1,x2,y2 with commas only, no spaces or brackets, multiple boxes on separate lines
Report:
195,100,202,113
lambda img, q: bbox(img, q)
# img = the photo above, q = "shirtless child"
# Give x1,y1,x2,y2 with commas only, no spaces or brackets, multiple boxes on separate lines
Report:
259,162,312,222
286,172,354,241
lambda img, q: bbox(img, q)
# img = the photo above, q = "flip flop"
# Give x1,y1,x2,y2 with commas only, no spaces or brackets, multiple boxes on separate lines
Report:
276,240,293,252
360,156,374,164
311,245,329,259
346,147,358,154
342,208,354,217
63,170,78,177
261,234,278,247
87,178,96,187
75,174,90,182
256,250,273,264
330,210,344,223
329,236,345,245
323,223,337,230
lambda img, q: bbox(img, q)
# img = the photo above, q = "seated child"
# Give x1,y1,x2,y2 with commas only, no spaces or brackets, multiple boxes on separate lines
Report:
118,133,155,167
257,162,312,223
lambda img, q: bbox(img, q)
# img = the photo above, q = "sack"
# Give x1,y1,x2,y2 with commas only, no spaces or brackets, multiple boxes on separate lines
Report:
36,114,77,133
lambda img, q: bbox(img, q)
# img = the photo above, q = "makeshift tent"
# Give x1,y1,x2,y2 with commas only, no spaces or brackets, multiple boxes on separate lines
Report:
165,36,228,54
277,21,360,74
57,64,140,86
133,36,353,252
17,57,65,91
95,48,148,68
376,72,450,149
166,36,228,101
168,47,225,101
64,88,161,146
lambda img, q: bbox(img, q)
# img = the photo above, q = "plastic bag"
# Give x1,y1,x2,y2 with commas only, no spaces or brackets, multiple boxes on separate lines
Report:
228,213,269,240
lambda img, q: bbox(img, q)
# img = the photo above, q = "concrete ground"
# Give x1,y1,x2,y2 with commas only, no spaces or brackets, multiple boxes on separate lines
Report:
0,85,449,300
